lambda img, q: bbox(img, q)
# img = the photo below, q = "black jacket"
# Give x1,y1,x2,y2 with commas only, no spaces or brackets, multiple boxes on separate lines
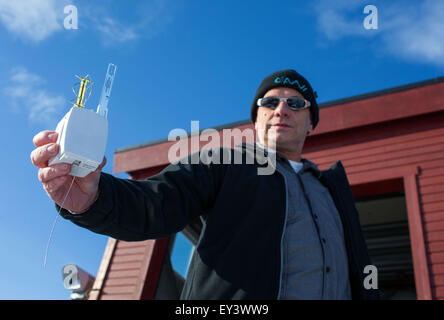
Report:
58,145,379,300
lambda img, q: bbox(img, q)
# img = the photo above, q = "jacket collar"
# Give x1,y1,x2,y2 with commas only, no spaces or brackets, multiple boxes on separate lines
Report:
239,142,322,179
299,158,322,179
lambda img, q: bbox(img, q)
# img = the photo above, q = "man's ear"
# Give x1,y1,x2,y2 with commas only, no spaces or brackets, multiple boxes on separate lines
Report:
307,120,313,134
254,119,259,131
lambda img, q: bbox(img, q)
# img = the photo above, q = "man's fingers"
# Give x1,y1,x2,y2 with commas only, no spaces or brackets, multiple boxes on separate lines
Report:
33,130,58,147
31,143,59,168
43,178,69,202
98,156,107,170
43,175,69,193
38,163,71,183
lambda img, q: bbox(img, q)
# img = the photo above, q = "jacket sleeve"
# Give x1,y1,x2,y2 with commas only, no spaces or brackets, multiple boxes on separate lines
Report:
56,149,227,241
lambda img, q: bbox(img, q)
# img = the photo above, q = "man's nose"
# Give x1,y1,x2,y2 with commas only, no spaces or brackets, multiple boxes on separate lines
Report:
273,100,290,117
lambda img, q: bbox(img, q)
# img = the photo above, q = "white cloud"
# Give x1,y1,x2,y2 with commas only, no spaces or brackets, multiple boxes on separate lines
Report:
95,17,138,44
314,0,444,66
4,67,65,124
382,0,444,66
0,0,176,46
84,0,175,46
0,0,68,42
314,0,369,40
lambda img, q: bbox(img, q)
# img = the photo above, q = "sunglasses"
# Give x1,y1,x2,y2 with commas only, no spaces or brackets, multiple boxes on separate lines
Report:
257,96,310,111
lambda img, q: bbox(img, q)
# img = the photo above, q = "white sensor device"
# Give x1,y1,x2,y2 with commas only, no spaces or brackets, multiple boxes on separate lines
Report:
49,64,117,178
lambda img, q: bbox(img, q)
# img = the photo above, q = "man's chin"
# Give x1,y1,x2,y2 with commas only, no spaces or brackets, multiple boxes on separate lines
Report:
265,134,291,149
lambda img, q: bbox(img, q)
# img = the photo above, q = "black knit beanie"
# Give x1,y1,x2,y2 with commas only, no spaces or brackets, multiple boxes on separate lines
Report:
250,69,319,129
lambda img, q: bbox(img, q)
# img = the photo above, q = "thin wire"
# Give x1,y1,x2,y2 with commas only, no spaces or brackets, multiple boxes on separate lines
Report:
43,176,76,268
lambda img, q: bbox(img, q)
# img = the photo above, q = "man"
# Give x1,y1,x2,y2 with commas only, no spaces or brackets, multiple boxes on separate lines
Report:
31,69,378,300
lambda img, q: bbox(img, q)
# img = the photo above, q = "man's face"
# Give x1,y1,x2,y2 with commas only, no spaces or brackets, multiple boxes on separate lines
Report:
254,87,312,152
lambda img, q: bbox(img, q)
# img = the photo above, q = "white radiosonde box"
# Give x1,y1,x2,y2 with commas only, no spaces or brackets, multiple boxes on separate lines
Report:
48,64,116,178
49,106,108,178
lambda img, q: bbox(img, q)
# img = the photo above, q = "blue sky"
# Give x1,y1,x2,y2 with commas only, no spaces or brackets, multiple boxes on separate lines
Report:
0,0,443,299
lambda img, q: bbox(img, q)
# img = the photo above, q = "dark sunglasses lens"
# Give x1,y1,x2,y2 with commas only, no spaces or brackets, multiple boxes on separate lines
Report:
288,97,306,110
261,97,279,109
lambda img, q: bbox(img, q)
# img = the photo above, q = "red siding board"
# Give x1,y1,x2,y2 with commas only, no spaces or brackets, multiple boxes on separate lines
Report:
431,264,444,275
105,277,139,287
112,246,147,256
116,241,150,249
433,287,444,299
426,231,444,243
306,126,444,161
431,275,444,286
430,253,444,264
108,261,142,271
420,159,444,171
112,254,145,264
425,221,444,233
102,286,136,295
421,184,444,196
428,242,444,253
424,212,444,223
419,175,444,188
422,193,444,205
316,134,444,167
346,152,444,176
100,294,134,300
423,201,444,213
106,269,141,279
342,147,444,172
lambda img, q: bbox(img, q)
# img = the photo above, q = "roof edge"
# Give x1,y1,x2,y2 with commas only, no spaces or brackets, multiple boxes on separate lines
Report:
115,75,444,153
319,75,444,108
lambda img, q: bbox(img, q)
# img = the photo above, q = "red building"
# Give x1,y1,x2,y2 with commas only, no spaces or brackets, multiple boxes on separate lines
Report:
85,76,444,300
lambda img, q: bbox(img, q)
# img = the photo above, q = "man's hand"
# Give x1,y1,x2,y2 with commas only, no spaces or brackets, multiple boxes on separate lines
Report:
31,130,106,214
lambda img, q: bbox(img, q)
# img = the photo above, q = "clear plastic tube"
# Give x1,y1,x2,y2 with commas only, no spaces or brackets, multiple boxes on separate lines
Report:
96,64,117,118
